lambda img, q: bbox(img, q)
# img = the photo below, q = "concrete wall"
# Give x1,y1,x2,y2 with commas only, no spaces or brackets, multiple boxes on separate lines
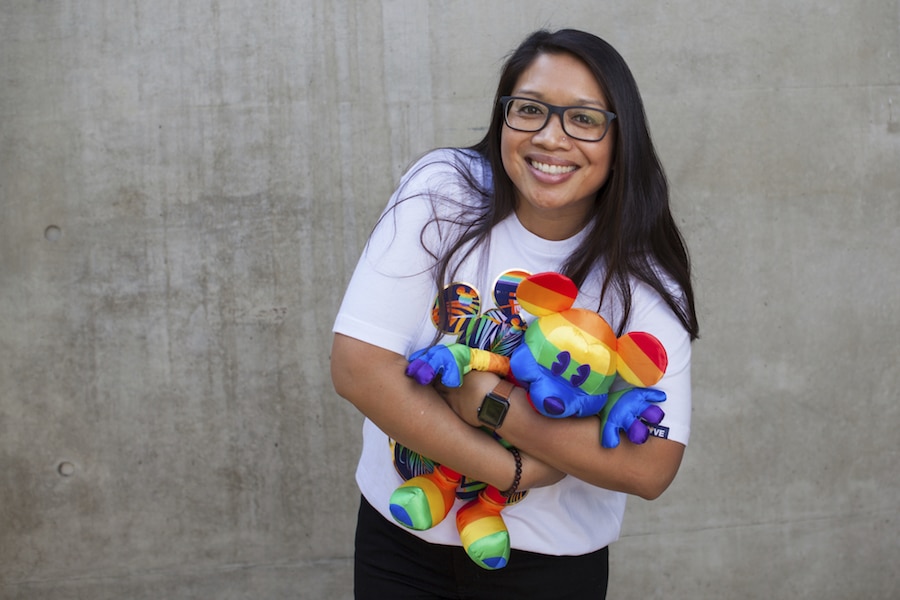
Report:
1,1,897,598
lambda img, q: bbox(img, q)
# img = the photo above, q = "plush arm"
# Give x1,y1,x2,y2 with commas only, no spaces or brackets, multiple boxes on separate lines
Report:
406,344,510,387
597,388,666,448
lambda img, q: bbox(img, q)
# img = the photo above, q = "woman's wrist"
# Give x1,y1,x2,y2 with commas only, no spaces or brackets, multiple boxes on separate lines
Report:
437,370,501,427
499,446,522,497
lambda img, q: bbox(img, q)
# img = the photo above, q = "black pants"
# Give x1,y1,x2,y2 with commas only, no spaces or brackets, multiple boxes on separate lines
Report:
354,495,608,600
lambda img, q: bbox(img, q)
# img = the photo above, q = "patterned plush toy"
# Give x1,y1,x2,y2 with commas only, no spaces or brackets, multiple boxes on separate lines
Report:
391,272,668,569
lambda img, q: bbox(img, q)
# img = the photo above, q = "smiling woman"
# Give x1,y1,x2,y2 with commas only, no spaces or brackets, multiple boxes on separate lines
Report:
331,28,698,599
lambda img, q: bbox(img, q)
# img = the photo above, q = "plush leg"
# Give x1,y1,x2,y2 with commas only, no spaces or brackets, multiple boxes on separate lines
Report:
389,464,461,530
456,486,510,570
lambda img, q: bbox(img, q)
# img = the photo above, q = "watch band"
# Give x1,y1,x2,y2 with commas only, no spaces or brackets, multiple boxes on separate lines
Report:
491,379,515,401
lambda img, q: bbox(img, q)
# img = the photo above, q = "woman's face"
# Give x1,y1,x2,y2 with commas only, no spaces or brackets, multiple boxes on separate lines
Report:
501,52,615,240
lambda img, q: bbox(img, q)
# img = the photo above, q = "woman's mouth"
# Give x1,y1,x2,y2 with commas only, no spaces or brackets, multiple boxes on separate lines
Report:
529,159,577,175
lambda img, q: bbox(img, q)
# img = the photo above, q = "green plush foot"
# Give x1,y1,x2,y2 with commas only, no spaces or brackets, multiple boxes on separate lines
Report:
456,491,510,569
389,467,459,530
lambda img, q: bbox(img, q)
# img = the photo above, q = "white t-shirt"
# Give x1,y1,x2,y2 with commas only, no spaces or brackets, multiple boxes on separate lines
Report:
333,148,692,556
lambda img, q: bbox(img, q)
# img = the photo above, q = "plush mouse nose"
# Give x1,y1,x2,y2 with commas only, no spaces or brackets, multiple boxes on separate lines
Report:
542,396,566,416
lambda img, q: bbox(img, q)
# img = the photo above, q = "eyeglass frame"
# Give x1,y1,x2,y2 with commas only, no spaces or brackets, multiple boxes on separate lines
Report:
499,96,617,142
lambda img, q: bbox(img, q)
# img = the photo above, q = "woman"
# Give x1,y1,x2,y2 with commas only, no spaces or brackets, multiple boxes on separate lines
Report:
331,29,698,599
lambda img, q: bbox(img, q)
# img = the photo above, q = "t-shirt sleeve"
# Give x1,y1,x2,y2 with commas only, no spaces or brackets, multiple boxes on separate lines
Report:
333,152,471,356
622,282,693,446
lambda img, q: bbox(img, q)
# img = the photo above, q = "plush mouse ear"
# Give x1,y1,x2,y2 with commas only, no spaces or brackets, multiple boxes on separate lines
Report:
516,272,578,317
616,331,668,386
431,283,481,334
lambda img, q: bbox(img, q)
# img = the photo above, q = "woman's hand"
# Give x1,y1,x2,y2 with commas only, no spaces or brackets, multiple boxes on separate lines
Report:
435,370,500,427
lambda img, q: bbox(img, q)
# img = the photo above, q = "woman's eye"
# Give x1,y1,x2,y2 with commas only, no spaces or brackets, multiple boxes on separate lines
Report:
516,102,546,116
570,364,591,387
569,110,602,127
551,351,571,376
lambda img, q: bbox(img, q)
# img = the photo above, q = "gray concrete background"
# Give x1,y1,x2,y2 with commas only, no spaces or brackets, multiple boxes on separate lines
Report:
1,1,898,598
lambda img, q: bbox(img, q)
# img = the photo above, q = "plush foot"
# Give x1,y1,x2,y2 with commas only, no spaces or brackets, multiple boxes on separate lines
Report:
389,465,461,530
456,486,510,570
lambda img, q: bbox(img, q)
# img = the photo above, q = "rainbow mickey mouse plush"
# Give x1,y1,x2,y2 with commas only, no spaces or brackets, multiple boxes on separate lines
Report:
392,271,668,569
505,271,668,446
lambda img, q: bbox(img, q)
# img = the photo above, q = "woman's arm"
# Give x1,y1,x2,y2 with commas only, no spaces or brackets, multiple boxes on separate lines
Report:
439,369,685,500
331,334,565,491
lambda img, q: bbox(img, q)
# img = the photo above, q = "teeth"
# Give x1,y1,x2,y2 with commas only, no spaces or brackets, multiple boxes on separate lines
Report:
531,160,576,175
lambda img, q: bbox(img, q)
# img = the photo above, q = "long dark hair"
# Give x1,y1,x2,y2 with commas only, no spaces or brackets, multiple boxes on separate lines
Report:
409,29,698,340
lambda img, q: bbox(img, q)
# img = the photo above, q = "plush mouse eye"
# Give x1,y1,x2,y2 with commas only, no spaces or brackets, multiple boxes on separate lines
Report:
570,364,591,387
551,351,571,376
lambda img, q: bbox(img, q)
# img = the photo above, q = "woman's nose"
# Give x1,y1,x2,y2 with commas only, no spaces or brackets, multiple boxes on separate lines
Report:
532,114,570,147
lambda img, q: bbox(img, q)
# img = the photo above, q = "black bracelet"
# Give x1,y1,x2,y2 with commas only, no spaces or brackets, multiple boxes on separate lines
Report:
500,447,522,498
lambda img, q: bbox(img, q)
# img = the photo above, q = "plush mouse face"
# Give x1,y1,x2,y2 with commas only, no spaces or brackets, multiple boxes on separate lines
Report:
509,272,667,419
526,308,619,396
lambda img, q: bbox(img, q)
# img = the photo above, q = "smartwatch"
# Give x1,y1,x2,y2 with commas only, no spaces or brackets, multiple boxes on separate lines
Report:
477,380,515,429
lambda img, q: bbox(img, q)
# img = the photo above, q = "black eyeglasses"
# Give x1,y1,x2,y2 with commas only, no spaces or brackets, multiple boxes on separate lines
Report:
500,96,617,142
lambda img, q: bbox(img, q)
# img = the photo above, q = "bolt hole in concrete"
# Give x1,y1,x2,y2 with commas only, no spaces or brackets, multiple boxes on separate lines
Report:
58,462,75,477
45,225,62,242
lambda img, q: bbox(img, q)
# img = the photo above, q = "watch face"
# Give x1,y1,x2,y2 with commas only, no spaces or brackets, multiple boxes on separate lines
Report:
480,395,508,426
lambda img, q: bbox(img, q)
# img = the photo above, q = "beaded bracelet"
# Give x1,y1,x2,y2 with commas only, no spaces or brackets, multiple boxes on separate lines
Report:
500,447,522,498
